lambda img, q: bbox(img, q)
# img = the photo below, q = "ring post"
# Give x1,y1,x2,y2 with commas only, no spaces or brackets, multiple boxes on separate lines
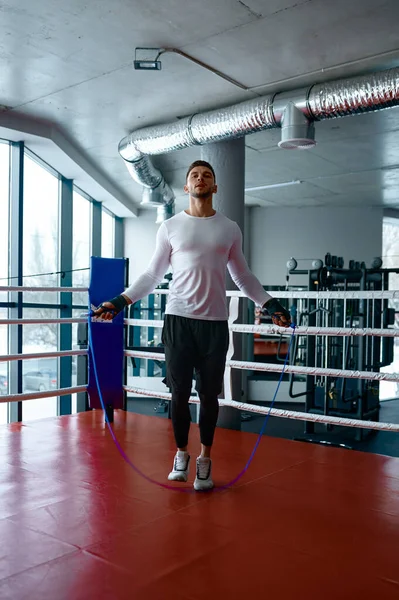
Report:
87,256,126,423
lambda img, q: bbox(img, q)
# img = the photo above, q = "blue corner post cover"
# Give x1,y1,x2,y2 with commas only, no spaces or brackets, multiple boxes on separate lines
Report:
87,256,126,410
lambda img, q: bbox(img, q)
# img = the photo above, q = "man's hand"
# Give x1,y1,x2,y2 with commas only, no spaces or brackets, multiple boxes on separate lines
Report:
261,298,291,328
92,301,118,321
270,312,291,328
92,294,129,321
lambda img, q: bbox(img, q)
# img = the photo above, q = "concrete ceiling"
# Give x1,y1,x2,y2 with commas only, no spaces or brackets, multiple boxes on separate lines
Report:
1,0,399,216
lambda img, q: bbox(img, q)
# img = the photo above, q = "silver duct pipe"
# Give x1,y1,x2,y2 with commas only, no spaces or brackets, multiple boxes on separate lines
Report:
125,158,174,206
308,68,399,116
278,102,316,150
156,201,175,224
119,67,399,213
119,95,275,161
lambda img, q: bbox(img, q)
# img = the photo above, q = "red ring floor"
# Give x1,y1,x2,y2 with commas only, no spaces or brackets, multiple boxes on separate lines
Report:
1,410,399,600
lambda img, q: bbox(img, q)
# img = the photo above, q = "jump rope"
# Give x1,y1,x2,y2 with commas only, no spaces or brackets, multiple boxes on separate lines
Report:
88,310,296,493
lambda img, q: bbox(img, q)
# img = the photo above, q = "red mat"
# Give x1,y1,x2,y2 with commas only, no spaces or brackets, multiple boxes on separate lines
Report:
1,410,399,599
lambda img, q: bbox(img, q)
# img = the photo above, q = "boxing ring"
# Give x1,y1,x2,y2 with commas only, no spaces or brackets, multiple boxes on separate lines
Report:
1,259,399,599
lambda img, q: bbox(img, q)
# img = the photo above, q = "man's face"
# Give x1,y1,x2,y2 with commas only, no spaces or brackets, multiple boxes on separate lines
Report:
184,166,217,199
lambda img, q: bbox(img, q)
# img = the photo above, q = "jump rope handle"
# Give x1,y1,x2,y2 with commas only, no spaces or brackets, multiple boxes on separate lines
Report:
88,304,119,318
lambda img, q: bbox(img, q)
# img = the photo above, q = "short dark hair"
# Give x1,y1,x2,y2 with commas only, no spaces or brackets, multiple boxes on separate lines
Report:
186,160,216,182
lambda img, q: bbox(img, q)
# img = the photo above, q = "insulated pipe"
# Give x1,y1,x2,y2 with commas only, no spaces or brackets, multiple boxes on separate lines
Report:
118,67,399,209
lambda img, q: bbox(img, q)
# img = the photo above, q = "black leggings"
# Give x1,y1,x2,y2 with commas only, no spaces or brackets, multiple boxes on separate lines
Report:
162,315,229,448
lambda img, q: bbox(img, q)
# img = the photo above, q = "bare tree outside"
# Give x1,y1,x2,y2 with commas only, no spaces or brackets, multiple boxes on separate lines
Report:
23,223,90,348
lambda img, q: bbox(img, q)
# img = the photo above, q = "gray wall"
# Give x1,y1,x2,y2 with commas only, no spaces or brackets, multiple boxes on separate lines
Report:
248,206,383,287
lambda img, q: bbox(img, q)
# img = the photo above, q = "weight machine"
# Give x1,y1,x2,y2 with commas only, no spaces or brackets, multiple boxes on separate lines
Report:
286,254,398,441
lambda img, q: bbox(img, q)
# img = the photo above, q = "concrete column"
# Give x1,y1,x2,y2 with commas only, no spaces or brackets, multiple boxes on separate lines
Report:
201,137,246,431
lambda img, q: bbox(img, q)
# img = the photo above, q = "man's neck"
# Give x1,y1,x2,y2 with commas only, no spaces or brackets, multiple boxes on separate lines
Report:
186,197,216,218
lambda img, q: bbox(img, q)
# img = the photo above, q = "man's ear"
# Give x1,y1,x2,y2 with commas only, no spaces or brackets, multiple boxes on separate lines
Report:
183,184,189,194
213,184,218,194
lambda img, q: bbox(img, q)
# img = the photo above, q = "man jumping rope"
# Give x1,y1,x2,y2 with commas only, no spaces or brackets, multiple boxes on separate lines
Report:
94,160,291,491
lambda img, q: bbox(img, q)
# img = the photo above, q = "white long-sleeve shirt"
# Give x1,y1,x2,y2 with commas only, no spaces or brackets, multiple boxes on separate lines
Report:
124,210,272,321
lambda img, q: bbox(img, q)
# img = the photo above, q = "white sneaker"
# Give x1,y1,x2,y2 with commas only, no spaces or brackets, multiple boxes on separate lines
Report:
193,457,214,491
168,451,190,482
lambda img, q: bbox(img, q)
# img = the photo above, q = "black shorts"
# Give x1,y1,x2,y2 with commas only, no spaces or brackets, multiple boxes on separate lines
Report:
161,314,229,397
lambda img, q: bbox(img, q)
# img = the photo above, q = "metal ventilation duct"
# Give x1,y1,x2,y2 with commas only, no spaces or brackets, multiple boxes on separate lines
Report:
278,102,316,150
119,67,399,214
156,201,175,224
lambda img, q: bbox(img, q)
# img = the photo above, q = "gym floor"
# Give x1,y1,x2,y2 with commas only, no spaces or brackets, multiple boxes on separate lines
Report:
127,396,399,457
1,409,398,599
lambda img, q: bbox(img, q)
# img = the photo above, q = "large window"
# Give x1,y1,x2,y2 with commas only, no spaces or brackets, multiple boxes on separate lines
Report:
0,311,8,425
71,189,92,413
23,153,60,293
72,188,92,306
0,140,118,424
101,208,115,258
73,188,92,289
0,142,10,425
22,153,60,421
22,309,59,422
380,217,399,400
0,141,9,300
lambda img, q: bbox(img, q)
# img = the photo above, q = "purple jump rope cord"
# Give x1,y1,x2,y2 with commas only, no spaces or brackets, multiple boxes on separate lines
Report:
88,313,296,494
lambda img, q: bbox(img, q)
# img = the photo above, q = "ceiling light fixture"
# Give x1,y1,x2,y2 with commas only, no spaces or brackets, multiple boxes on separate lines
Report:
245,180,302,192
134,47,162,70
133,47,247,88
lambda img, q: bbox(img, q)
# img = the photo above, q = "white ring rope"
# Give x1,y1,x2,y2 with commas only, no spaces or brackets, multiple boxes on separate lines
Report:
0,350,87,363
224,295,240,402
125,349,399,383
227,358,399,382
125,318,164,328
1,318,87,325
124,318,399,338
225,290,399,299
0,386,87,404
1,284,397,433
1,285,397,300
230,324,399,338
0,286,88,293
0,317,397,339
125,386,399,433
135,289,399,300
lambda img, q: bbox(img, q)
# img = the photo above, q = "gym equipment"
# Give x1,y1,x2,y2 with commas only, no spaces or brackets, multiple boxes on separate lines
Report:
286,254,398,440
